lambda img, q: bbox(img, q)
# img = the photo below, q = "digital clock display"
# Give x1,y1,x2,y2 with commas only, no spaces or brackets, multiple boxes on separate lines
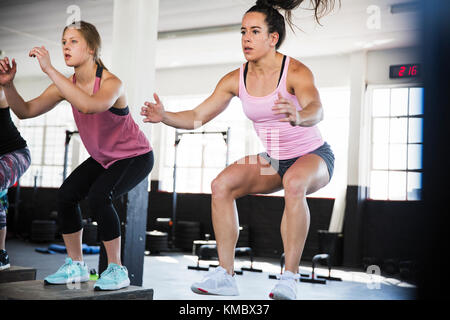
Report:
389,64,421,79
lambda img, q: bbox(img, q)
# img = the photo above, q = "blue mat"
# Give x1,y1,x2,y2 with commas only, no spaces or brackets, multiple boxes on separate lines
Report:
35,244,100,254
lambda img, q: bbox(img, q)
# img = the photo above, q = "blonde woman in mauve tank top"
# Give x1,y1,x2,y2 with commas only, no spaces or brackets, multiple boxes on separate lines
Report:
0,21,153,292
141,0,338,300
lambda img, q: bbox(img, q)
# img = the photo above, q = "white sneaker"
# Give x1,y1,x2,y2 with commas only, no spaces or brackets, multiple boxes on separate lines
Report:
191,266,240,296
269,271,299,300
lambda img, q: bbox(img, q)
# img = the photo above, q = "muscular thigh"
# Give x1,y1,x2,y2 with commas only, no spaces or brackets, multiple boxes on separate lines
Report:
283,153,330,195
215,154,283,198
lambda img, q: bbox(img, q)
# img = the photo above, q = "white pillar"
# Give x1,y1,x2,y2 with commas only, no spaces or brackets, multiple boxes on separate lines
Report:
342,50,369,267
347,50,369,188
111,0,160,181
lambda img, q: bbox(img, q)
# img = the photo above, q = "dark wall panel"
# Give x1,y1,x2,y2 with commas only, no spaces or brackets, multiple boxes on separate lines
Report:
362,200,425,262
147,191,334,260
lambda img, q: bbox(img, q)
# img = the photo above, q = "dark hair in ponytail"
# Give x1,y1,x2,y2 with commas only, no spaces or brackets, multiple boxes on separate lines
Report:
246,0,339,49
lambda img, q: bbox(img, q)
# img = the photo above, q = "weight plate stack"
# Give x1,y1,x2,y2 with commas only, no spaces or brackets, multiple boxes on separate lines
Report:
146,230,169,254
30,220,56,243
155,218,172,233
174,220,201,251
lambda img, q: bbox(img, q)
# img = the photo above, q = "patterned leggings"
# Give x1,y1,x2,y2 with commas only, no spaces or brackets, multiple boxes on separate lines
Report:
0,147,31,229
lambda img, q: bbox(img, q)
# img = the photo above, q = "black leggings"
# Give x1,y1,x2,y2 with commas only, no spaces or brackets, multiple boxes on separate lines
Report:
58,151,154,241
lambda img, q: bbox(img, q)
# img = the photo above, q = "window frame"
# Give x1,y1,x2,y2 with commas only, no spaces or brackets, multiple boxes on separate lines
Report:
366,83,424,201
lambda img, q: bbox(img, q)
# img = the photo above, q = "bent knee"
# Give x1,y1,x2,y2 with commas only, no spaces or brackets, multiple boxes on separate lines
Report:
57,183,78,204
211,176,235,199
283,176,308,198
87,191,112,208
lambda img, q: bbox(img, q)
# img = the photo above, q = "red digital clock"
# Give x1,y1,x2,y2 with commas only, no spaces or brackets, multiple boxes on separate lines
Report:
389,64,421,79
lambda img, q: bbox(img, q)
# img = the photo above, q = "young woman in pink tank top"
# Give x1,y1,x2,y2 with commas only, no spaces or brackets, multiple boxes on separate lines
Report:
0,21,153,291
142,0,336,300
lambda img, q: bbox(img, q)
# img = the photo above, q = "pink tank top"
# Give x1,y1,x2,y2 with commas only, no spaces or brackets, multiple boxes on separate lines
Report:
239,56,324,160
71,66,152,169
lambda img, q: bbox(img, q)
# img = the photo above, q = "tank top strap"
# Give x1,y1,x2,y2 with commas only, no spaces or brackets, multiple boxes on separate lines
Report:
279,55,290,87
93,64,103,94
71,64,103,94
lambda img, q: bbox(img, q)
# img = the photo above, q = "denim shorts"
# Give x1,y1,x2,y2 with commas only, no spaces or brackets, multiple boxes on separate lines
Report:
259,142,335,181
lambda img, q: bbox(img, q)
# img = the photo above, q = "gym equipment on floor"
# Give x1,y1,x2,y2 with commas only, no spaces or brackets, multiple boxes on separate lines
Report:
236,247,262,273
145,230,169,254
188,244,258,275
300,254,342,284
268,253,308,279
188,244,216,272
174,220,201,251
192,239,216,256
35,244,100,255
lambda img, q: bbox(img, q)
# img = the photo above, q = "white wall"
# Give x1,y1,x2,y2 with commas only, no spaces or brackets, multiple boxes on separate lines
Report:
367,46,421,85
155,53,351,97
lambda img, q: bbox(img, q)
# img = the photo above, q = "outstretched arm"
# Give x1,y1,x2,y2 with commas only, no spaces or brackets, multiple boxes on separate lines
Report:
29,46,122,114
0,56,63,119
141,70,238,130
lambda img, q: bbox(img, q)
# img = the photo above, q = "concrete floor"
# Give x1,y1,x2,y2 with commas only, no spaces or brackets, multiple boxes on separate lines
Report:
4,238,417,300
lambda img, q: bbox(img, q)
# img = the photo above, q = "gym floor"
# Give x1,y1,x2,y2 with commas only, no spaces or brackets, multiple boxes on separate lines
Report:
5,238,417,300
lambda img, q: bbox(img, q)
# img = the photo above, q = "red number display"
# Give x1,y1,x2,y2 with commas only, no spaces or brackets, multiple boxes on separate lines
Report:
390,64,421,79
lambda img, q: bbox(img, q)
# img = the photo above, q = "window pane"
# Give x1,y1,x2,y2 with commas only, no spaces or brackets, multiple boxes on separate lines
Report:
177,135,203,167
409,87,424,115
203,136,228,167
408,118,423,143
389,144,407,170
372,144,389,170
408,144,423,170
390,118,407,143
370,171,388,200
19,127,44,165
202,168,222,193
372,118,390,143
389,171,406,200
19,165,41,187
372,89,390,117
44,127,66,165
407,172,422,200
41,166,63,188
177,168,201,193
390,88,409,117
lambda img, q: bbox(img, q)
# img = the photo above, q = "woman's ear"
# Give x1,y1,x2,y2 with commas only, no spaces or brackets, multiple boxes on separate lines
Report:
270,32,279,48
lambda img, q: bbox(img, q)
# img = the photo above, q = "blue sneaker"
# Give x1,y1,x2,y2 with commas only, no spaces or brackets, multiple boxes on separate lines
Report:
44,257,90,284
94,263,130,291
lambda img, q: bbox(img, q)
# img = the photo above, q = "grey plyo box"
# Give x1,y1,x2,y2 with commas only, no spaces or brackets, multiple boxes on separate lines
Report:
0,266,37,284
0,280,154,300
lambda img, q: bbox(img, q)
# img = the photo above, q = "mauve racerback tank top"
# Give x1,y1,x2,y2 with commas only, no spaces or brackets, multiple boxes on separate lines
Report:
238,55,324,160
71,65,152,169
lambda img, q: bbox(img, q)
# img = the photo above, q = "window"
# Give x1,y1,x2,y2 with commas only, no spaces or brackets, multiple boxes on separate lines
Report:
369,86,423,200
14,101,77,188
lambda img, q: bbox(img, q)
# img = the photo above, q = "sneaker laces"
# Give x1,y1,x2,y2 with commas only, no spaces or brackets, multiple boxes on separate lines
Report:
100,264,124,280
57,259,76,275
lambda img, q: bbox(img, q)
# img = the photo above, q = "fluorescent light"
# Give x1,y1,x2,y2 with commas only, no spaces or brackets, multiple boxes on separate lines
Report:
390,2,420,14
